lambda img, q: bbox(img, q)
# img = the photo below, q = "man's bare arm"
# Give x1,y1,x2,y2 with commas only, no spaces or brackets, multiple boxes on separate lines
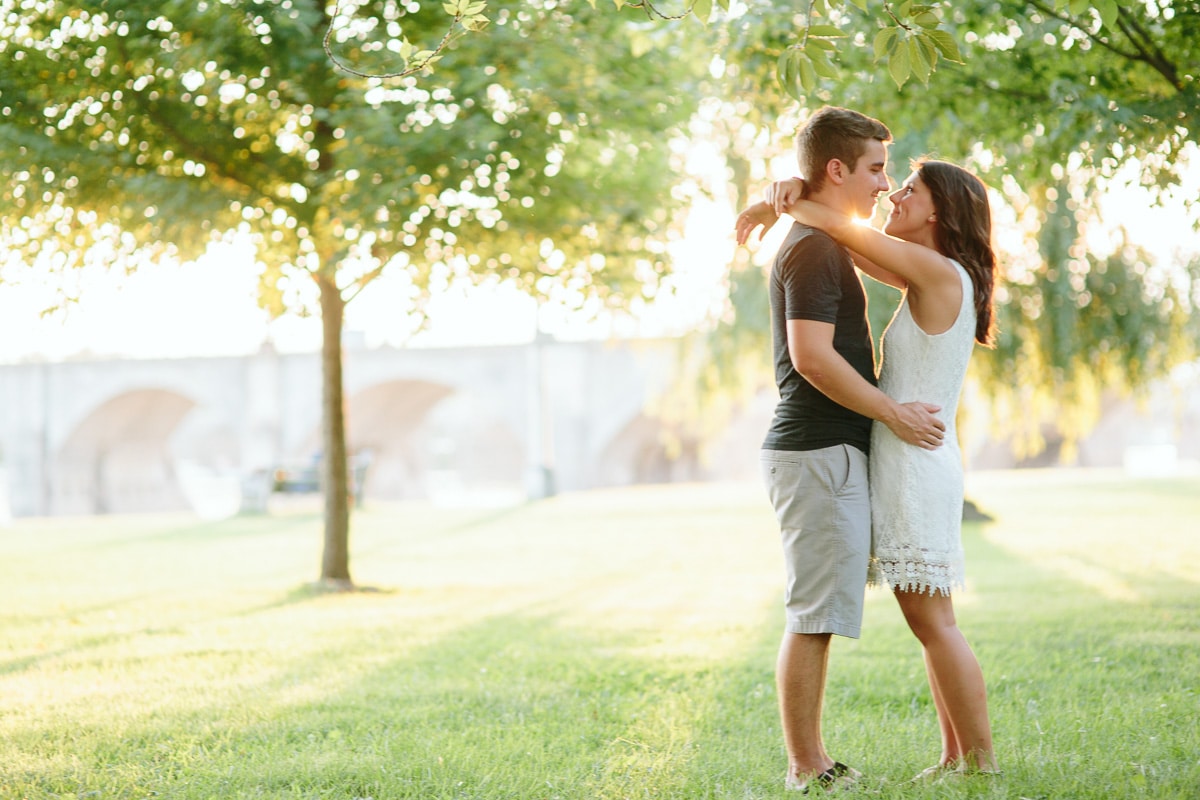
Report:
788,319,945,449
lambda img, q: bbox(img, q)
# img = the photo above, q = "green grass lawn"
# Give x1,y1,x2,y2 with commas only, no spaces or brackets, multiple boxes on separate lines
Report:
2,470,1197,799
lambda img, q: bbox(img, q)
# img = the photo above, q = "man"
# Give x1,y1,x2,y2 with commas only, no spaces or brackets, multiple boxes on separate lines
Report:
753,106,945,793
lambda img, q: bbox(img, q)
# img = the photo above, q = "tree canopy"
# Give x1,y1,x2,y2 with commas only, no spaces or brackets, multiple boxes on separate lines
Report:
0,0,706,584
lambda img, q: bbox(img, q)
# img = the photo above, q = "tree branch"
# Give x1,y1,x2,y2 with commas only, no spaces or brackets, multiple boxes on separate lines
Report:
324,0,473,79
1113,4,1182,91
1026,0,1139,61
341,258,391,305
625,0,694,22
1026,1,1183,92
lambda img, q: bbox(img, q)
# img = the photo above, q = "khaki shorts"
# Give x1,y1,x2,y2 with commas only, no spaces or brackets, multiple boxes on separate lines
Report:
761,445,870,638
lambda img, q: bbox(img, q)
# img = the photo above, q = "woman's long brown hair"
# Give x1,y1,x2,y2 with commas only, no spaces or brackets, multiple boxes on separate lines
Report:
917,159,997,346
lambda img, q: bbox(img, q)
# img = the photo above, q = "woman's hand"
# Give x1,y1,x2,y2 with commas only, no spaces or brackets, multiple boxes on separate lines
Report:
734,201,779,246
765,177,807,215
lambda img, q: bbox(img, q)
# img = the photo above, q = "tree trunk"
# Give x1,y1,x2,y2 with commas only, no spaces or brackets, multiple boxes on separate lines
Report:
318,275,352,587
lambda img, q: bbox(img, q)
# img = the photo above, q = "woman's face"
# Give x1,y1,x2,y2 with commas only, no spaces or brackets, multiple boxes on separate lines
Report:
883,172,937,243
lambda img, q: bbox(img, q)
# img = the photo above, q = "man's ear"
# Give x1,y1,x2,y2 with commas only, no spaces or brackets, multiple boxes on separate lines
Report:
825,158,847,186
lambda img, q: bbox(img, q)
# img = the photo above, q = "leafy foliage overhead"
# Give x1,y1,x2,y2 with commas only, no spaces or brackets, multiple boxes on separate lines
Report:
0,0,705,313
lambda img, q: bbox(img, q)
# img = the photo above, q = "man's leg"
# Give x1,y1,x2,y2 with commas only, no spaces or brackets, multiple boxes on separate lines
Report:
778,630,833,779
762,445,869,788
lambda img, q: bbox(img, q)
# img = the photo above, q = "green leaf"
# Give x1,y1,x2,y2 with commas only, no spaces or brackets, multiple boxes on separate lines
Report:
888,41,911,88
776,49,816,99
914,11,940,29
443,2,459,15
1068,0,1090,15
916,31,939,69
805,37,837,51
777,50,796,95
873,27,899,62
1096,0,1119,28
927,29,963,63
808,47,839,79
908,37,930,83
805,25,846,38
846,0,868,9
797,53,817,92
693,0,713,24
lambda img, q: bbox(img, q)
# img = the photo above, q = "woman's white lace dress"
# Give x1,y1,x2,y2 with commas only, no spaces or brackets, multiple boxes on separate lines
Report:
868,261,976,596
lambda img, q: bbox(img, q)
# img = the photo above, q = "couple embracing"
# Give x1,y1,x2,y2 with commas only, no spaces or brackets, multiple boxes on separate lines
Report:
736,106,1001,792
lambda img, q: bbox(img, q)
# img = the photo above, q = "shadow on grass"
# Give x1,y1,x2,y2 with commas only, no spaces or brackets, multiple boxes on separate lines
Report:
0,631,135,677
75,510,321,551
178,611,736,799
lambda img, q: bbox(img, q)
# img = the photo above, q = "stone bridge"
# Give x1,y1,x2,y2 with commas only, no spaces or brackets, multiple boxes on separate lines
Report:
6,338,1193,521
0,337,763,519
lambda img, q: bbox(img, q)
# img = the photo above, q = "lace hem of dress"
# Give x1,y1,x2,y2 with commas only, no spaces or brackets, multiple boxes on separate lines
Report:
869,558,964,597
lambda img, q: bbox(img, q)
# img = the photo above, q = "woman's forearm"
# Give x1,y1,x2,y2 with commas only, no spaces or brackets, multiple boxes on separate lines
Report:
783,199,855,241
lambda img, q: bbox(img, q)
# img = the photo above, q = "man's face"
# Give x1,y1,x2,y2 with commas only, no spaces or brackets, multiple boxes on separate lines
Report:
845,139,892,219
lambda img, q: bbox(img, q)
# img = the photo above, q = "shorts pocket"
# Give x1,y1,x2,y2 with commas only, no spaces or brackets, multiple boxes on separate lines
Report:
831,444,853,495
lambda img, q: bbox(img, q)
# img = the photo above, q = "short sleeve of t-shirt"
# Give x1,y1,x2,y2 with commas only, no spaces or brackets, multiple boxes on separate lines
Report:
779,234,845,325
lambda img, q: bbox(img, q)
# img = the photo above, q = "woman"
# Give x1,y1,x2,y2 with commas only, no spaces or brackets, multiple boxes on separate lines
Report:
736,159,1001,779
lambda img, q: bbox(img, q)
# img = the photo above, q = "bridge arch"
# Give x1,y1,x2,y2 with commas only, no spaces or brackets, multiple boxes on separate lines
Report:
280,379,526,504
594,412,702,487
53,388,200,514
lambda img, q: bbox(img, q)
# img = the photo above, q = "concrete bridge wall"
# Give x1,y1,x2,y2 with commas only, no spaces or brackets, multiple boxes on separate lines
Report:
0,338,717,518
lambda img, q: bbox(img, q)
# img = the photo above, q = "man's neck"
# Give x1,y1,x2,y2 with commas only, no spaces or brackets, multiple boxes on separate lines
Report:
805,188,855,219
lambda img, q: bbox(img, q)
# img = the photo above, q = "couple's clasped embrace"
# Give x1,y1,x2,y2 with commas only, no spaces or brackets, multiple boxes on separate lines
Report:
736,106,1001,792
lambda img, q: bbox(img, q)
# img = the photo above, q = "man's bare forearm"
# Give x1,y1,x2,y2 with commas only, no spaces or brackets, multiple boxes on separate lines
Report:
796,351,944,449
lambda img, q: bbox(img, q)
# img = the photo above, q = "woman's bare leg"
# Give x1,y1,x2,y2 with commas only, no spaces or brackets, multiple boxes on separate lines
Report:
924,648,964,765
895,589,998,772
